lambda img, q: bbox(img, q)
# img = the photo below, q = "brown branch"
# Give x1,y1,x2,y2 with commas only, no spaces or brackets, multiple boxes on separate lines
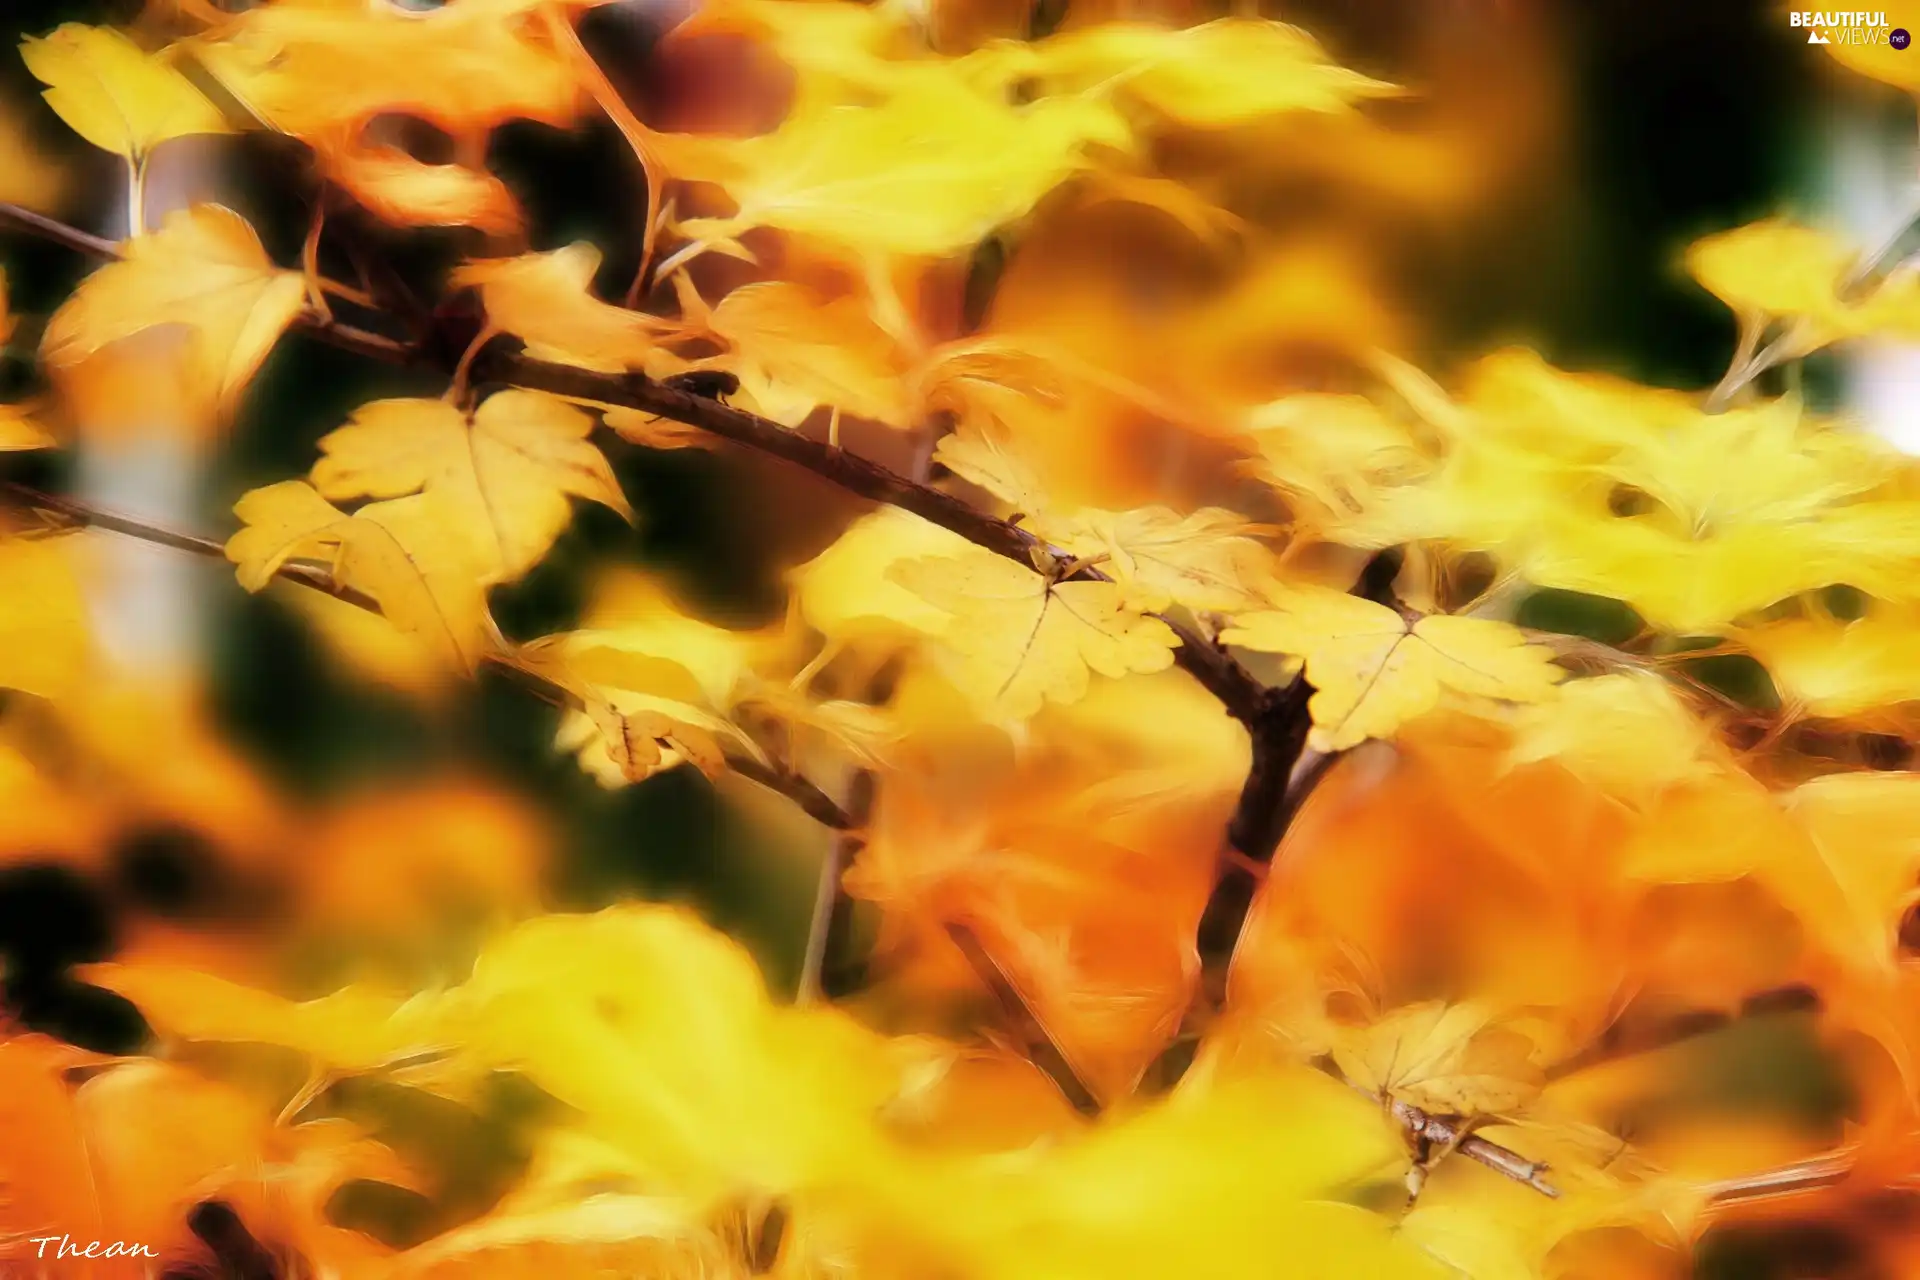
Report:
1390,1100,1559,1199
0,481,850,832
1,480,374,610
2,201,1567,1198
0,199,1273,724
6,480,1117,1118
0,201,1284,1126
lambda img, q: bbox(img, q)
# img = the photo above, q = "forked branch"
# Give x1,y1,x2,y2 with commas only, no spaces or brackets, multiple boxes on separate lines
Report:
0,206,1567,1197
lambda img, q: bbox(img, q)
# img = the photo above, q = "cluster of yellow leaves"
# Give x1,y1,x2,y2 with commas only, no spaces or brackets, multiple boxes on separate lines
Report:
16,3,1920,1279
24,902,1469,1280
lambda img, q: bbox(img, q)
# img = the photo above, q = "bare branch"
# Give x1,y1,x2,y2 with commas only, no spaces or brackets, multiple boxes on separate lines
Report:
0,202,1297,1124
1390,1100,1559,1199
946,920,1103,1118
2,201,1272,723
0,481,851,833
798,770,873,1001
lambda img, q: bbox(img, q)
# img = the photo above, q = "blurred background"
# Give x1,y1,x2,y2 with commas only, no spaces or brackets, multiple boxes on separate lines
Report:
0,3,1911,1266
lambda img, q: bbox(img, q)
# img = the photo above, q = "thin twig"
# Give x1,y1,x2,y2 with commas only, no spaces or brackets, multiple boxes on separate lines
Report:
0,200,1287,1133
0,481,848,831
1389,1100,1559,1199
0,201,1273,726
1705,198,1920,413
946,920,1103,1118
798,770,873,1002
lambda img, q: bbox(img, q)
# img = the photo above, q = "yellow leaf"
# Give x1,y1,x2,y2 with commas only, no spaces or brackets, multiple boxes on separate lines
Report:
1773,772,1920,974
1394,1176,1553,1280
0,533,92,701
1030,505,1275,613
602,409,722,452
385,1192,725,1279
41,204,306,413
81,962,442,1075
279,585,455,701
1737,604,1920,722
674,75,1130,260
1220,585,1563,751
311,390,633,582
0,404,55,451
889,547,1180,719
1685,219,1920,353
707,281,912,428
1331,1000,1544,1117
792,507,980,642
1238,392,1427,526
195,2,582,139
1505,672,1723,809
451,244,677,373
226,480,495,671
19,23,230,159
553,687,750,788
993,18,1397,128
916,338,1067,440
933,425,1053,514
322,144,524,236
445,905,908,1205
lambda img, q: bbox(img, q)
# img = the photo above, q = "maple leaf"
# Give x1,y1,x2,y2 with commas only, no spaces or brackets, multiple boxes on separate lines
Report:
77,1061,415,1275
40,204,307,414
84,962,447,1078
1237,392,1429,526
985,18,1398,128
226,481,496,671
321,143,524,236
1737,603,1920,722
792,507,981,643
194,2,584,140
311,391,634,582
888,548,1180,720
553,684,758,788
1505,672,1724,809
20,23,230,159
1688,219,1920,357
0,533,93,701
510,573,783,787
385,1192,730,1279
703,280,913,428
1029,505,1276,613
1220,585,1564,751
1771,772,1920,975
934,424,1054,515
443,905,910,1206
602,410,722,452
673,75,1131,260
451,245,681,373
1330,1000,1545,1117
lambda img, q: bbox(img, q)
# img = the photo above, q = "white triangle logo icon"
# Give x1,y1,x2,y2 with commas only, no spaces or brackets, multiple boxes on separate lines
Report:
1810,29,1831,42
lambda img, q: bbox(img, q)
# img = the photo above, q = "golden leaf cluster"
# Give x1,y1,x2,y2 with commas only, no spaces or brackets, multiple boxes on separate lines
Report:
8,3,1920,1279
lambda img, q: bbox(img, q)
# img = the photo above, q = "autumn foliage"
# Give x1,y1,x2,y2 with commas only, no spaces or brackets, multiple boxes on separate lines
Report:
3,2,1920,1278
